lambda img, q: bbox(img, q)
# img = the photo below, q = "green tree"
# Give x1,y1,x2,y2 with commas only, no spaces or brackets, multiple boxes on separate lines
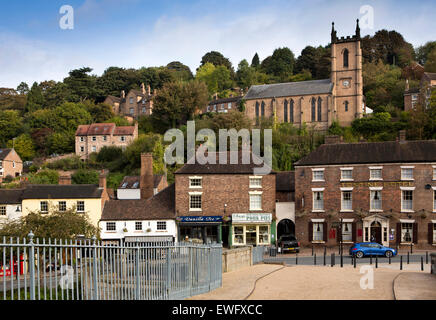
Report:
424,48,436,72
199,51,234,75
0,110,23,145
124,133,165,173
48,132,75,154
166,61,193,81
251,53,260,68
96,67,140,97
416,41,436,65
86,102,115,123
96,146,123,163
27,169,59,184
63,67,100,102
25,82,44,113
261,47,296,81
7,134,35,161
196,63,234,94
72,169,99,185
16,82,29,95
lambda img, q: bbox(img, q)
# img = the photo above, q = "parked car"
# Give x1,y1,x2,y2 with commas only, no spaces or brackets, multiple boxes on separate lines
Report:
349,242,397,258
278,234,300,253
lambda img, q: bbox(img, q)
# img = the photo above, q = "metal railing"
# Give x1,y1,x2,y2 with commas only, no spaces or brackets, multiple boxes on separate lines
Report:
252,246,267,265
0,232,222,300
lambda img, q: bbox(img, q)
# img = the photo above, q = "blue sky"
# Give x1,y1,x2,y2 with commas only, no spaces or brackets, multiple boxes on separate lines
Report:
1,0,435,88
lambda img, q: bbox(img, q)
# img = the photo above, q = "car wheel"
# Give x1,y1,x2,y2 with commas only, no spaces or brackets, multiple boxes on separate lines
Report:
385,251,393,258
356,251,364,259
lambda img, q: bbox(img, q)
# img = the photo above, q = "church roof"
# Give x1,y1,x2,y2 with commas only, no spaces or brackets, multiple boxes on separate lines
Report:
244,79,333,100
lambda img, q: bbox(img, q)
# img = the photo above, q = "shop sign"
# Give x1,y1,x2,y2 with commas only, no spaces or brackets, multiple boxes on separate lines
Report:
232,213,272,223
178,216,222,223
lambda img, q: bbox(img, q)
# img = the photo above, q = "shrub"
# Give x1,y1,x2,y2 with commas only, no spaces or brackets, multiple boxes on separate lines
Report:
71,169,99,185
96,146,123,163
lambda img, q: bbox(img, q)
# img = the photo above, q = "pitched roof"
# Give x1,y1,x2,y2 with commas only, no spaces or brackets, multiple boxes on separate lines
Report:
113,126,136,136
105,95,121,103
175,151,275,175
22,184,103,199
423,72,436,81
101,184,175,221
295,140,436,166
244,79,333,100
118,175,164,189
0,149,12,160
208,96,242,105
75,123,116,136
0,189,24,204
276,171,295,192
404,88,420,94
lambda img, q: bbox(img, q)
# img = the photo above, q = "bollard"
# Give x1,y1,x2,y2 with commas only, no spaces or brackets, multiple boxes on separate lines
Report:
389,255,391,265
312,246,314,256
421,256,424,271
323,252,326,266
314,253,317,265
407,252,409,264
370,255,372,265
331,253,335,267
296,253,298,265
400,255,403,270
340,253,343,268
375,256,378,268
410,242,413,254
324,246,327,256
353,255,356,268
426,251,429,264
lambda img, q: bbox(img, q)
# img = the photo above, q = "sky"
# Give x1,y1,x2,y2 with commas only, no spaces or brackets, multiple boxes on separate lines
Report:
0,0,435,88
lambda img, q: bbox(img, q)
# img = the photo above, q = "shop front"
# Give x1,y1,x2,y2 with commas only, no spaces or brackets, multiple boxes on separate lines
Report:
177,216,222,244
230,213,275,247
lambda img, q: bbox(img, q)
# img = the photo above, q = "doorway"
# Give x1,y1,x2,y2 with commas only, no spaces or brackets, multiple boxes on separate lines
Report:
277,219,295,238
245,226,257,245
370,221,382,244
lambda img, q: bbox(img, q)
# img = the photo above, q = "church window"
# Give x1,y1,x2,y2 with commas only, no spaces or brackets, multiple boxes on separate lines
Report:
311,98,316,122
343,49,349,68
261,101,265,117
317,97,322,122
290,100,294,123
255,102,260,125
284,100,288,122
345,101,349,112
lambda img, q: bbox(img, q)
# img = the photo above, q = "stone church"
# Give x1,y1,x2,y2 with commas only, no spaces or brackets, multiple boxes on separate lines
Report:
243,20,365,129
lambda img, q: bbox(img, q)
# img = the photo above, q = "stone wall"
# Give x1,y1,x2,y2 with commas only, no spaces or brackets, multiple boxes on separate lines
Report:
222,246,252,273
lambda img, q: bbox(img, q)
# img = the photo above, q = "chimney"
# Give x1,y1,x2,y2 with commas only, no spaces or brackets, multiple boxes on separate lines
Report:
147,85,151,96
141,83,146,95
140,153,154,200
99,170,107,190
324,135,341,145
399,130,407,142
121,90,126,99
59,174,71,185
405,79,409,91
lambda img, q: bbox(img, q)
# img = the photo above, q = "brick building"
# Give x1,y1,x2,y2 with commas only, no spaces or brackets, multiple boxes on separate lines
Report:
404,72,436,111
75,122,138,160
243,20,365,129
117,174,168,200
0,148,23,183
175,151,277,246
294,133,436,250
103,83,154,119
203,95,242,114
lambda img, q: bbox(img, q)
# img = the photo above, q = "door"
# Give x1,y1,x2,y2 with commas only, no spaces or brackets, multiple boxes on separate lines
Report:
370,221,382,244
246,226,257,246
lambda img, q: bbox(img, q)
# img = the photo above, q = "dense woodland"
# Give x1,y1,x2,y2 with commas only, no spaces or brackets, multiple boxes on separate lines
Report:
1,29,436,189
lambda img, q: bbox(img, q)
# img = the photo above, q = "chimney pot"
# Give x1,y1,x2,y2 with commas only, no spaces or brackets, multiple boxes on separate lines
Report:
99,170,107,189
140,153,154,200
59,174,71,185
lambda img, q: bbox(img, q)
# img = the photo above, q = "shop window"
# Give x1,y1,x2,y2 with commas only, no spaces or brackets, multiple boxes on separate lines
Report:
401,223,413,243
233,226,244,244
106,222,116,231
401,190,413,211
313,222,324,241
77,201,85,213
157,221,167,231
370,190,382,211
249,194,262,211
189,194,202,211
245,226,257,245
341,191,352,211
313,191,324,211
135,222,142,231
40,201,48,213
58,201,67,212
342,222,352,242
258,226,269,244
401,168,414,180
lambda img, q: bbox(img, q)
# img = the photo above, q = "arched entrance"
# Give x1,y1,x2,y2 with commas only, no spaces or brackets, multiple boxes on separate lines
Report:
277,219,295,238
370,221,382,244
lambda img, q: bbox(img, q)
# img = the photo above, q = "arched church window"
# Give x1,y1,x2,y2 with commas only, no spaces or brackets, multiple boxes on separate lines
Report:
344,101,349,112
261,101,265,117
255,101,260,117
343,49,349,68
290,100,294,123
311,98,316,122
317,97,322,122
284,100,288,122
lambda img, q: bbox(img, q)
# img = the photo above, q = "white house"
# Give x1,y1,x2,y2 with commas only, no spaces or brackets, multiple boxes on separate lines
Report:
0,189,23,224
117,175,167,200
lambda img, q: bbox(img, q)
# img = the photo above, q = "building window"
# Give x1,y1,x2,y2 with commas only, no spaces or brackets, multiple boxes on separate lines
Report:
106,222,116,231
129,108,134,114
0,160,2,169
289,100,294,123
342,222,352,242
92,146,97,153
0,206,6,216
157,221,167,231
312,169,324,181
341,169,353,181
249,193,262,211
120,136,126,142
344,101,349,112
313,191,324,211
58,201,67,212
40,201,48,213
249,177,262,188
313,222,324,241
401,190,413,211
401,223,413,243
77,201,85,213
343,49,349,68
433,223,436,242
432,167,436,180
129,97,134,104
317,97,322,122
370,190,382,211
80,146,84,152
433,189,436,212
255,102,260,124
401,167,414,180
213,104,217,111
228,103,232,109
261,101,265,117
189,177,202,188
234,226,244,244
80,137,85,142
258,225,269,244
142,107,146,113
341,191,353,211
103,136,107,142
189,194,202,211
135,222,142,231
370,168,382,180
92,136,97,142
311,98,316,122
284,100,288,122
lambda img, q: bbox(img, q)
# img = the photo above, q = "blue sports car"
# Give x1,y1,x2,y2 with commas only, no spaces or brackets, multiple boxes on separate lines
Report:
349,242,397,258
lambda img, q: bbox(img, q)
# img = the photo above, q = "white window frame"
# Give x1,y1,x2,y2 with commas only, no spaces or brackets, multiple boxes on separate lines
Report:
106,222,116,231
433,187,436,213
92,136,97,142
249,191,263,211
340,168,353,181
433,166,436,181
249,176,262,188
40,201,48,213
0,206,6,216
58,201,67,212
369,187,383,212
401,166,414,181
92,146,97,153
400,187,415,212
189,192,202,212
312,168,325,182
77,201,85,213
369,167,383,181
312,188,325,212
341,222,353,242
400,222,414,243
135,221,142,231
189,176,202,188
157,221,167,231
312,221,324,242
120,136,126,142
340,188,353,212
80,146,84,152
80,137,85,142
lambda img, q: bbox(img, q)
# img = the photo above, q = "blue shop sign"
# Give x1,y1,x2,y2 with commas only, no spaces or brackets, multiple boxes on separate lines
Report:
179,216,223,223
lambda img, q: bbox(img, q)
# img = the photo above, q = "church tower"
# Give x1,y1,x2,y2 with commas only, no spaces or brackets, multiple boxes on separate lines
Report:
330,20,363,126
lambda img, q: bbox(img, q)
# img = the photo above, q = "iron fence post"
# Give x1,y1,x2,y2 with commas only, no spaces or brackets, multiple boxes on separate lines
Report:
92,236,98,300
135,246,140,300
166,247,171,299
28,231,35,300
400,255,403,270
421,256,424,271
407,251,409,264
426,251,429,264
